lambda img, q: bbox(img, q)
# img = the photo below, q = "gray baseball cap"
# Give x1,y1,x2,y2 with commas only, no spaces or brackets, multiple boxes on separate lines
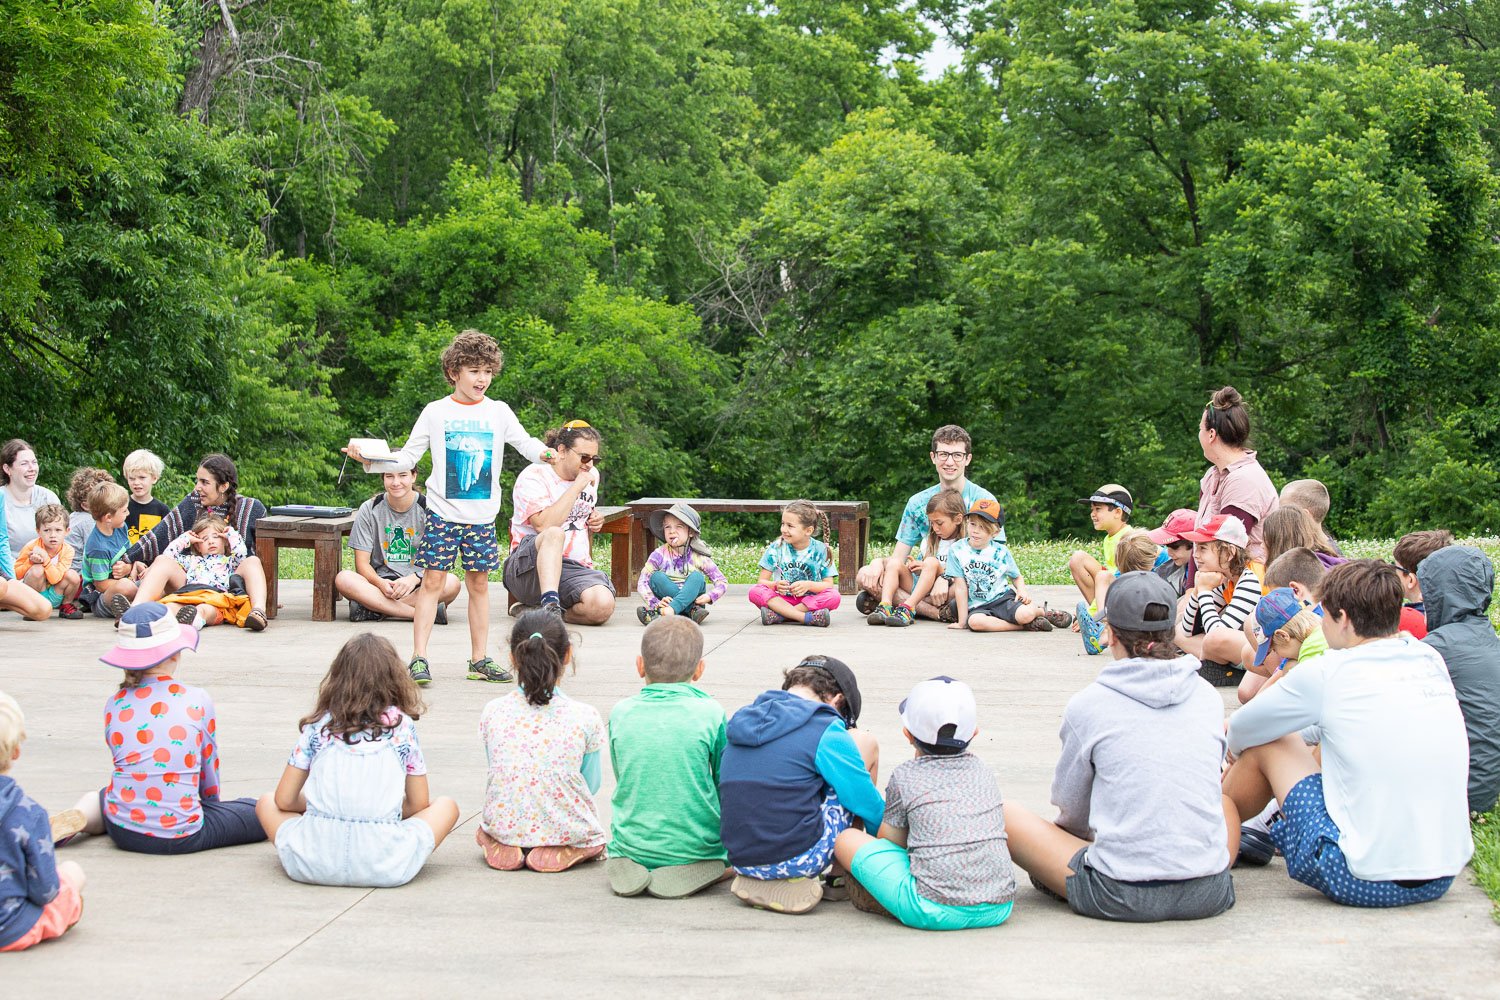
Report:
1102,571,1179,632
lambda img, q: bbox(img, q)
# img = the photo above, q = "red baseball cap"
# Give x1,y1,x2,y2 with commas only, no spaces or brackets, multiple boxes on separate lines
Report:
1147,508,1198,545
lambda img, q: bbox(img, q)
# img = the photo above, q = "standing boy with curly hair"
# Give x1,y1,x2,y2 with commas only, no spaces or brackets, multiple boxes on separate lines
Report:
344,329,555,686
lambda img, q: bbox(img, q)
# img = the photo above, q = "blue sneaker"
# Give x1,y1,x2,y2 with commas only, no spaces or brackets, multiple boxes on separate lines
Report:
1076,601,1105,655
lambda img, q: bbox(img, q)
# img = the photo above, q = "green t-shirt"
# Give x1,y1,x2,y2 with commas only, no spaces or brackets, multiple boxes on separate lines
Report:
608,683,728,868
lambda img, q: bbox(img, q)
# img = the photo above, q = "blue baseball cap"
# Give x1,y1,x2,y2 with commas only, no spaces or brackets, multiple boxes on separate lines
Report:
1253,588,1306,666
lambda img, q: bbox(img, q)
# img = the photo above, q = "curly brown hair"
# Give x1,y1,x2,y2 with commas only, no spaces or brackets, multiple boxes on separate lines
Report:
300,633,426,739
66,467,116,512
441,329,504,385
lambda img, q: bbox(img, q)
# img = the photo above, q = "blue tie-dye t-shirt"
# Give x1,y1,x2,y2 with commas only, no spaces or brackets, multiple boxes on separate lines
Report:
896,481,1004,548
758,539,836,584
945,539,1021,605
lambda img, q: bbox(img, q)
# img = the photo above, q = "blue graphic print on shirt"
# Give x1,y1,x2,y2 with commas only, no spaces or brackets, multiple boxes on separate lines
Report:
445,422,493,500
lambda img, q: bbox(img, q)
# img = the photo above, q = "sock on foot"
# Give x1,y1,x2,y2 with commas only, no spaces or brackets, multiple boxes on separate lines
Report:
803,612,814,624
541,590,560,606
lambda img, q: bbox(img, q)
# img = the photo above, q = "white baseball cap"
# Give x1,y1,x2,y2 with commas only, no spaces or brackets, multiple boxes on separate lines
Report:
899,676,978,751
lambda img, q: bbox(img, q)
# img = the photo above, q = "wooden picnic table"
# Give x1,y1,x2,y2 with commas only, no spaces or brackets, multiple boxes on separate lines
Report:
625,498,870,595
254,513,356,622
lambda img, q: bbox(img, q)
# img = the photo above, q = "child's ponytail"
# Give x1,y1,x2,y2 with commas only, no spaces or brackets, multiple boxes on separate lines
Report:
509,610,572,707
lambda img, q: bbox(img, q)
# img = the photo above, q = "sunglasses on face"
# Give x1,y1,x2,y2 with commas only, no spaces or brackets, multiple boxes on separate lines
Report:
573,451,602,466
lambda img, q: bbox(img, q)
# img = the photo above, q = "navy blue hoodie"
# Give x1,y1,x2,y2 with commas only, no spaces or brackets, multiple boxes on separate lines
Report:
0,775,60,948
719,690,884,867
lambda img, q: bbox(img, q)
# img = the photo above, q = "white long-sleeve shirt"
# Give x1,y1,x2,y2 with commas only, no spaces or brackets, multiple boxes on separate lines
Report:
1227,636,1473,881
388,396,546,524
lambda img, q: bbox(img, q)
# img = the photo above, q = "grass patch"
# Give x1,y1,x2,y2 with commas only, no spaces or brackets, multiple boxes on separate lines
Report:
1474,808,1500,922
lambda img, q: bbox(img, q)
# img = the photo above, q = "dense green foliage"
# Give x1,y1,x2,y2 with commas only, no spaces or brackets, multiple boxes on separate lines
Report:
4,0,1500,540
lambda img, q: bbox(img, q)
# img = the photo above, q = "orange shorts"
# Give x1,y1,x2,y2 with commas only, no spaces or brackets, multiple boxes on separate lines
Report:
0,866,83,951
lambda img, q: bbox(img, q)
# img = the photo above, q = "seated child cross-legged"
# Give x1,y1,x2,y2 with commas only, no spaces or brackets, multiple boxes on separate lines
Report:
1004,572,1238,922
606,616,730,898
719,656,882,914
81,481,138,619
749,500,841,627
867,488,966,628
636,503,728,627
1177,514,1262,687
946,500,1070,633
0,692,87,952
256,633,459,887
1068,484,1137,652
18,504,83,619
64,603,266,854
476,610,607,873
833,676,1016,931
1222,560,1473,907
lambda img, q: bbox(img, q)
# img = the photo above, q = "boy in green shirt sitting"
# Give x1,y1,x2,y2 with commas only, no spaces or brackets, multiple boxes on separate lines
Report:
606,616,730,898
1067,484,1136,654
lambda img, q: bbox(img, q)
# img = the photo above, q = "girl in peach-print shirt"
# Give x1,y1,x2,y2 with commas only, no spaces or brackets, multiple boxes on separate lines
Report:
59,602,266,855
1196,386,1279,565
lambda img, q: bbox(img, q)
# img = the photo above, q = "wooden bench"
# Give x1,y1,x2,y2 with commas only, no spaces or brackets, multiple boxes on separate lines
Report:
254,513,357,622
503,505,633,608
625,498,870,594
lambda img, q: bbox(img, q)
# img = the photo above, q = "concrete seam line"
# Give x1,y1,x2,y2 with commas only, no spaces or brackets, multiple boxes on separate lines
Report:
220,887,377,999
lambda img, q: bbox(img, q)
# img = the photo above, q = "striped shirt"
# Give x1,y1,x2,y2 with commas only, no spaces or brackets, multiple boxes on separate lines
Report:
1182,566,1261,635
125,493,266,566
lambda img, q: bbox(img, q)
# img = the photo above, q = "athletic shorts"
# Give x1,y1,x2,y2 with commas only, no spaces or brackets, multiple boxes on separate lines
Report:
969,592,1023,627
734,791,850,880
1032,846,1235,922
850,839,1013,931
412,513,500,573
0,864,83,951
1269,774,1454,908
502,533,613,607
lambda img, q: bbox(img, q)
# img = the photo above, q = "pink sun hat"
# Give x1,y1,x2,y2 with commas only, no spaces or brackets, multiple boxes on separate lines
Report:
99,602,200,670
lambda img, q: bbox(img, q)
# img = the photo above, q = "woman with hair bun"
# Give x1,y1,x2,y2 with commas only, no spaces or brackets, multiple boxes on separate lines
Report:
1196,387,1278,564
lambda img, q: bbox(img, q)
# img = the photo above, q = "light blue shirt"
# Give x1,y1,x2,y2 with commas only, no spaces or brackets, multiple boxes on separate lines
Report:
896,481,1004,548
945,539,1021,605
759,539,836,584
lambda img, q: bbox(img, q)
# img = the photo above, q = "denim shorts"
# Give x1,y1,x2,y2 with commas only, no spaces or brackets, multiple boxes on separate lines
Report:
850,839,1013,931
1270,774,1454,908
413,513,500,573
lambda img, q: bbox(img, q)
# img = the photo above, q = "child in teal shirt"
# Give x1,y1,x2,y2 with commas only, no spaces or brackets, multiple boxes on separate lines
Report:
606,616,729,898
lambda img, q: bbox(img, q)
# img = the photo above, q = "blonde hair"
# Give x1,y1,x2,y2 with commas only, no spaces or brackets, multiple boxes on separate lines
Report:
1113,529,1159,573
122,449,165,480
1274,608,1322,652
0,691,24,771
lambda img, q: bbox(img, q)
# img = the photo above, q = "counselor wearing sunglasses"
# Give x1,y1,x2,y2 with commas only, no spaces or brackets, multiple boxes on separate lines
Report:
503,421,616,625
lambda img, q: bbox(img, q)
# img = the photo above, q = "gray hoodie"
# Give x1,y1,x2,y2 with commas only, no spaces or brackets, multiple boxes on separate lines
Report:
1420,546,1500,813
1052,653,1231,882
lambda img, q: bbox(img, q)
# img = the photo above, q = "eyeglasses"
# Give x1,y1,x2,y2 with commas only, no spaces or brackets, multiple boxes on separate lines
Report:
574,452,602,466
932,450,969,462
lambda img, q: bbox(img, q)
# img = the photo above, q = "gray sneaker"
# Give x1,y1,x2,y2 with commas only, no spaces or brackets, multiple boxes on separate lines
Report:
349,601,385,623
687,605,710,625
637,605,661,626
434,601,448,626
467,657,514,684
407,656,432,686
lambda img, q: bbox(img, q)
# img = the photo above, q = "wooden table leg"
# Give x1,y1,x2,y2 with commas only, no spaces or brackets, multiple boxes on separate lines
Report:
629,516,650,584
313,537,340,622
611,522,632,597
255,536,280,620
836,515,858,595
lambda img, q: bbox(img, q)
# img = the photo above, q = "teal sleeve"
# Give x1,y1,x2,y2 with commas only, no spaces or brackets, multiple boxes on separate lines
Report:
814,723,884,831
581,750,602,794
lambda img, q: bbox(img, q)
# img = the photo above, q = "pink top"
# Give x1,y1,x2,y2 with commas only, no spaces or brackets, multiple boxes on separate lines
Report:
102,676,221,838
1197,451,1279,562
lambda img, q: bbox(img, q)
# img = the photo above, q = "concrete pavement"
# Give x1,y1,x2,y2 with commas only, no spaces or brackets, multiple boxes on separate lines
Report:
3,584,1497,999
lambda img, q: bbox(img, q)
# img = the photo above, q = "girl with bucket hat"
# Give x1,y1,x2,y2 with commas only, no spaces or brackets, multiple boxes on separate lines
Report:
57,603,266,854
636,503,728,625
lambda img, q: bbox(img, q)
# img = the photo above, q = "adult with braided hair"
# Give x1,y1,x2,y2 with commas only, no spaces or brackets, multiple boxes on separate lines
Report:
125,454,272,631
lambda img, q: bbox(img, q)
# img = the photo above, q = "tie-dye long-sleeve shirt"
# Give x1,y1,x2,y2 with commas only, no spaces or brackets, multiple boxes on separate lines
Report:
637,544,729,609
